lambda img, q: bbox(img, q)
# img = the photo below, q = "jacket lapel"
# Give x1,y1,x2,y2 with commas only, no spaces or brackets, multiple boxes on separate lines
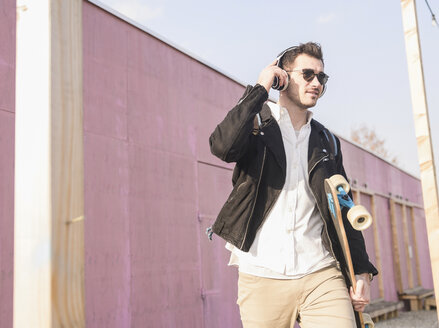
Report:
258,104,287,176
308,119,328,173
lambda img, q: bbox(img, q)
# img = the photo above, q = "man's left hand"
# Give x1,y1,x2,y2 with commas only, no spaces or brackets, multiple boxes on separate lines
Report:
349,273,371,312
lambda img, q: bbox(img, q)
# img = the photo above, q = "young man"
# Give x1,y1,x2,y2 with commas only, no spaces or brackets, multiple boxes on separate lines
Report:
208,42,378,328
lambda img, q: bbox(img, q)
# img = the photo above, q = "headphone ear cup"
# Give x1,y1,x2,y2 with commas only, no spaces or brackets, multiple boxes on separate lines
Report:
271,46,296,91
272,76,281,90
271,56,283,90
271,74,289,91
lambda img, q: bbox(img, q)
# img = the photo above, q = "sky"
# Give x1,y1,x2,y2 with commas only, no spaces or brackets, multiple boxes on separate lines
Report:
97,0,439,178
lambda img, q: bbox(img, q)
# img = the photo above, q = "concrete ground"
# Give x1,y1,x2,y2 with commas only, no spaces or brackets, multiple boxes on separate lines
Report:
374,310,438,328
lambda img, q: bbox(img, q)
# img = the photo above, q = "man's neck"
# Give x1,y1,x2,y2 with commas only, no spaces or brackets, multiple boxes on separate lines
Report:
278,96,309,131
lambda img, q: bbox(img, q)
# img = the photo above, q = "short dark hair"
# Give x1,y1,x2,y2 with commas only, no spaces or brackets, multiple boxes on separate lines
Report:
279,42,324,69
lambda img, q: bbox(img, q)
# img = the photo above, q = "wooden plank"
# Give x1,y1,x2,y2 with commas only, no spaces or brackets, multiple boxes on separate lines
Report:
354,190,386,301
410,207,422,286
14,0,85,327
400,287,434,311
15,2,51,325
51,0,84,325
357,191,384,299
365,300,404,318
389,199,403,294
352,187,375,197
425,296,436,310
389,197,423,210
371,195,385,299
353,190,360,204
400,0,439,322
402,204,414,289
351,187,423,209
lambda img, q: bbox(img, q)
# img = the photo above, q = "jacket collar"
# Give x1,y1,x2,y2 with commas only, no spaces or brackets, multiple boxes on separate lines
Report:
259,102,273,123
310,118,326,132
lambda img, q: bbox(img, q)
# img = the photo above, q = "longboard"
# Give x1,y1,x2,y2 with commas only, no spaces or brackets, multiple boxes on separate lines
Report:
324,174,374,328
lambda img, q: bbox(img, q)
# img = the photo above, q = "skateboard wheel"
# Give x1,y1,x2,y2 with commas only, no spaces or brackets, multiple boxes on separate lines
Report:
328,174,350,193
347,205,372,231
362,313,374,328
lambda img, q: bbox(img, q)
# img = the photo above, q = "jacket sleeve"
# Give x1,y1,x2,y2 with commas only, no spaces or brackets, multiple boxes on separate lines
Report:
335,137,379,277
209,84,268,163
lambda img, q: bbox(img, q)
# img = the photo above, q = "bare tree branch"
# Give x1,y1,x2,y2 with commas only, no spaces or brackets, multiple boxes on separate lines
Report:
351,125,399,165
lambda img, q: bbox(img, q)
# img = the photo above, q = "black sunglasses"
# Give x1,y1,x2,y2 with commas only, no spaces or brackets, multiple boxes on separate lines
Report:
286,69,329,86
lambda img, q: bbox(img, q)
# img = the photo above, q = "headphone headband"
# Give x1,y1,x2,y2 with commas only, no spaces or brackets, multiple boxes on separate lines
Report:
275,46,299,70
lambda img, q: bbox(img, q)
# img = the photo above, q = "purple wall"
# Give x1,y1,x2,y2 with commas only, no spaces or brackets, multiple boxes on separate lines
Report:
0,0,15,326
82,2,434,326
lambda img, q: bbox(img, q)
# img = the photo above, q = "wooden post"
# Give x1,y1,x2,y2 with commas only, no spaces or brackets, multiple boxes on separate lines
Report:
390,199,403,294
410,207,422,286
401,205,414,289
400,0,439,320
354,190,385,299
14,0,85,327
371,195,385,299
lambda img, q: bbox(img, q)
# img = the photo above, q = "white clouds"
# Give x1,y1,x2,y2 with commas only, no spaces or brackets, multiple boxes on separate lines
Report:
316,12,336,24
108,0,164,23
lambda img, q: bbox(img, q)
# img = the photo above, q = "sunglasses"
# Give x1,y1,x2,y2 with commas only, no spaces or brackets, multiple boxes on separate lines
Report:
286,69,329,86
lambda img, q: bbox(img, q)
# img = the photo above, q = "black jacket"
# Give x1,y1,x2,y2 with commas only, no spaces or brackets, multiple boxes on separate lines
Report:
209,84,377,277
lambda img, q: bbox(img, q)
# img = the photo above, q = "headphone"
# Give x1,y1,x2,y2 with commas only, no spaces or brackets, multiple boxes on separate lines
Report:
271,46,297,91
271,46,327,97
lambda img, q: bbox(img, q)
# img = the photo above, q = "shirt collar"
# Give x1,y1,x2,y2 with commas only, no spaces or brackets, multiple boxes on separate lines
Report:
266,102,313,126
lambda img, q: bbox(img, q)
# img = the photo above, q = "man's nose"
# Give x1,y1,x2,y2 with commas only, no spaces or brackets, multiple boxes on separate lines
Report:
310,75,322,87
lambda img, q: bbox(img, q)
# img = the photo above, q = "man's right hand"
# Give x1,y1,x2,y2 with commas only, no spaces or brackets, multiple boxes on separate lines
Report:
257,59,289,93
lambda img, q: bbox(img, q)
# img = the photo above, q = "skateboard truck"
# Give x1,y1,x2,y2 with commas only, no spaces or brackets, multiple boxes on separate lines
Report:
327,177,372,231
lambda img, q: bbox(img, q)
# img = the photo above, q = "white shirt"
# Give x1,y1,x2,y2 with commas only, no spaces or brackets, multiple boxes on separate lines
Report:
226,102,334,279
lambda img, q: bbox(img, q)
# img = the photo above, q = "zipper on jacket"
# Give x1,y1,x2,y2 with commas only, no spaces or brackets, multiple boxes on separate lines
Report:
240,146,266,249
308,152,329,176
308,154,340,269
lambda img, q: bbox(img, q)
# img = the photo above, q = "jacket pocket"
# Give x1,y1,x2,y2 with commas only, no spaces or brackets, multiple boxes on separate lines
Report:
227,180,250,203
220,180,255,237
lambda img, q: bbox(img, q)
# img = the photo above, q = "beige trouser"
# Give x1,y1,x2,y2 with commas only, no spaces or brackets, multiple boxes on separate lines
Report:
237,266,356,328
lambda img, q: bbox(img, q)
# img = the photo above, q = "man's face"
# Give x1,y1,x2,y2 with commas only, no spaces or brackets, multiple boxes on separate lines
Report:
282,54,325,109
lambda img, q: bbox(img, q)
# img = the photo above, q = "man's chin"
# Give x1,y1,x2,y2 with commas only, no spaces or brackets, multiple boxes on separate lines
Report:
303,100,318,109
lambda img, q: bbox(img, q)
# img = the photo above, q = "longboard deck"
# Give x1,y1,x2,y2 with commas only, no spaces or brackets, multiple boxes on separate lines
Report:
324,177,370,328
